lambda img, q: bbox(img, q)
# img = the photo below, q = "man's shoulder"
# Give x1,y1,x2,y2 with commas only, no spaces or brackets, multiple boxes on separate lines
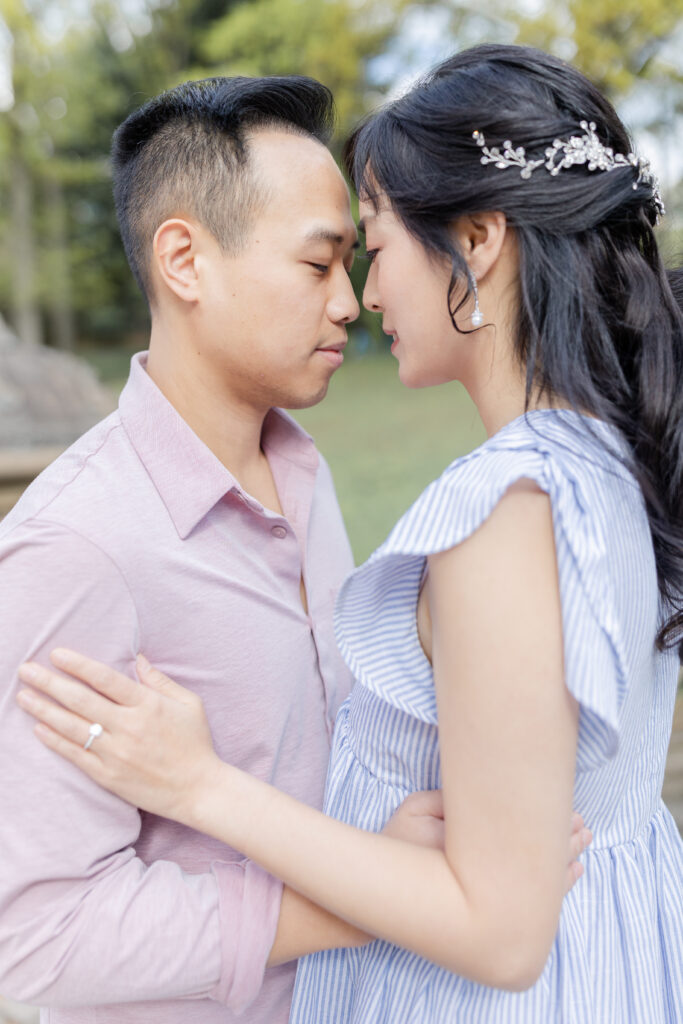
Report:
0,410,139,545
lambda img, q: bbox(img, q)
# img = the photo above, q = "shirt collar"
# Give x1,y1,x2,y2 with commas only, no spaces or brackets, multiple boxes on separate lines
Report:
118,352,318,539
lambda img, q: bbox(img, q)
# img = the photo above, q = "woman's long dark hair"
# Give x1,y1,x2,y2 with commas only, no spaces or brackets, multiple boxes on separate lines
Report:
344,44,683,654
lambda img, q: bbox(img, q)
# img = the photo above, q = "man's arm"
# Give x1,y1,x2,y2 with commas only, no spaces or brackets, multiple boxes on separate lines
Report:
0,519,280,1012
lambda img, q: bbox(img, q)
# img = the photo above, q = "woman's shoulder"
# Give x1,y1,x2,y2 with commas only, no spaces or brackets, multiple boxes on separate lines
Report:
374,409,634,563
452,408,631,476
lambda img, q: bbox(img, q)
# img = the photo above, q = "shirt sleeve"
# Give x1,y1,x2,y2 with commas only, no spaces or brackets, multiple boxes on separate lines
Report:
0,519,282,1010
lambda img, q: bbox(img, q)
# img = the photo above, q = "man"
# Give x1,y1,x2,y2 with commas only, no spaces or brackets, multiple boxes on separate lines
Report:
0,75,363,1022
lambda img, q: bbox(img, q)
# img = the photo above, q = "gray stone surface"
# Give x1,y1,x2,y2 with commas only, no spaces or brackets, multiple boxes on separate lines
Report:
0,316,115,448
0,997,39,1023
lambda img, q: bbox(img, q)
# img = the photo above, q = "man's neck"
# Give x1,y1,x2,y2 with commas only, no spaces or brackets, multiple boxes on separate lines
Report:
146,332,269,489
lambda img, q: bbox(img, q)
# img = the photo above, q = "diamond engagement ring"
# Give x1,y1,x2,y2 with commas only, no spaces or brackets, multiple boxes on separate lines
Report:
83,722,103,751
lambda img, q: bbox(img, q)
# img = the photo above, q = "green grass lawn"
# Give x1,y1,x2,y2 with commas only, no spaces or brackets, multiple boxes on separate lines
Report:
82,347,486,565
293,354,486,563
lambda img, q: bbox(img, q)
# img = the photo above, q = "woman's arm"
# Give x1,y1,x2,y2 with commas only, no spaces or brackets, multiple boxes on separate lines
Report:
426,479,578,984
17,482,580,987
269,789,446,965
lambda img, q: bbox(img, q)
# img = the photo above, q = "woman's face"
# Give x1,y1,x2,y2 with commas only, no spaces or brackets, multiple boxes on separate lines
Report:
359,197,469,388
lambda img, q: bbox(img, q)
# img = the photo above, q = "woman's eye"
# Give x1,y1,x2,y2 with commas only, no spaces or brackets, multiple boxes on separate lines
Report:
310,263,329,274
362,249,379,265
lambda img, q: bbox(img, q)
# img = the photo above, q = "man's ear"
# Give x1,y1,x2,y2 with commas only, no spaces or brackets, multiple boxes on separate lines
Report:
452,211,507,282
152,219,201,303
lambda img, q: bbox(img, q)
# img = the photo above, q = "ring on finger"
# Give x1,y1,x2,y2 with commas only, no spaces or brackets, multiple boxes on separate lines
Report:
83,722,103,751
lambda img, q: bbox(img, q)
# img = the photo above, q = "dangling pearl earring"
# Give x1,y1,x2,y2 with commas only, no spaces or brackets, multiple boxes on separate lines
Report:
470,272,483,327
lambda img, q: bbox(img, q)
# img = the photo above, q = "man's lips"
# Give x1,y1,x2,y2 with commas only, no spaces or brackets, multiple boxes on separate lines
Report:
316,338,347,353
315,338,347,367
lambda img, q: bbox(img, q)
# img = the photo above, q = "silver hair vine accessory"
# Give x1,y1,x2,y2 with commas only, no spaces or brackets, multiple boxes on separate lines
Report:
472,121,665,220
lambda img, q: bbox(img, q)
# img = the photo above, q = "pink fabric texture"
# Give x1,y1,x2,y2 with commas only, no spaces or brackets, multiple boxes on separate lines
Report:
0,353,354,1023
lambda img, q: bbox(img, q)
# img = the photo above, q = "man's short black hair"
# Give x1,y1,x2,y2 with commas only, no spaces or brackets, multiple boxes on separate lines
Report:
111,75,336,301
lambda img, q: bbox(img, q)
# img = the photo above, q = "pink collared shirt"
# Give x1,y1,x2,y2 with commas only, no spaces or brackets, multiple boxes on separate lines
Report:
0,353,354,1023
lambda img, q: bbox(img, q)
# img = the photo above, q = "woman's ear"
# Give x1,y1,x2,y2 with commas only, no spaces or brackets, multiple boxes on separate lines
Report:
452,211,507,282
152,219,201,304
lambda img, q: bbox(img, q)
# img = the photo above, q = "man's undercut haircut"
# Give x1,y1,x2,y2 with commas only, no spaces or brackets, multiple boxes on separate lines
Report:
112,76,336,301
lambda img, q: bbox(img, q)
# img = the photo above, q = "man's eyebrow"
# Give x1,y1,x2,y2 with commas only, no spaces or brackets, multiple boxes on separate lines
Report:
304,227,359,249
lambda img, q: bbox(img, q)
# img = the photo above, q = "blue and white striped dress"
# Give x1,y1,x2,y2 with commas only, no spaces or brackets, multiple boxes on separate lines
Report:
290,409,683,1023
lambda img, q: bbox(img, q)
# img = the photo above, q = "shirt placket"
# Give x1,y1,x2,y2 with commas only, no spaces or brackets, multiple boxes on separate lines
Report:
264,452,335,741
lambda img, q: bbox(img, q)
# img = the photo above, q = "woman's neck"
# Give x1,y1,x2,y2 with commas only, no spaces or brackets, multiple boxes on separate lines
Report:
459,312,569,438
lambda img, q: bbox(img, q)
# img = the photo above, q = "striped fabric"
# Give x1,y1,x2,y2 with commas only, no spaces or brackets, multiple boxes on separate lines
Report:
290,410,683,1023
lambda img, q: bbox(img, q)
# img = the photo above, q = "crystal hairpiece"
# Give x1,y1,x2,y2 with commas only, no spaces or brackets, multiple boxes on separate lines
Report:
472,121,665,219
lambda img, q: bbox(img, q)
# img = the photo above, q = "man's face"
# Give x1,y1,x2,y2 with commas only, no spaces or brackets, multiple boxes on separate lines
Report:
198,130,360,412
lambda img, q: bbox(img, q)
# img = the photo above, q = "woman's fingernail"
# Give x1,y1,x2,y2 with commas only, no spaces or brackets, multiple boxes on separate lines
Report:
136,653,151,671
582,829,592,848
18,664,39,683
574,862,584,880
16,688,37,708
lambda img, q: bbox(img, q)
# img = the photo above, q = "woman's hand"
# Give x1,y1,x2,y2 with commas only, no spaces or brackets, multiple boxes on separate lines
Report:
16,649,222,827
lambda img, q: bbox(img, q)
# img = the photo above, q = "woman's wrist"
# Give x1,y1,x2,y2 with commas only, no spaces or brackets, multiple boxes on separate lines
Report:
182,754,235,835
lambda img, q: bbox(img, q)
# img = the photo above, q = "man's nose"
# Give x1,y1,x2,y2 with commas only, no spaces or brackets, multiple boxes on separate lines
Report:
330,271,360,324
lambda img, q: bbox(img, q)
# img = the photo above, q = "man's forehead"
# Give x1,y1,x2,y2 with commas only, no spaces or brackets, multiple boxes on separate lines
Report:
249,128,335,180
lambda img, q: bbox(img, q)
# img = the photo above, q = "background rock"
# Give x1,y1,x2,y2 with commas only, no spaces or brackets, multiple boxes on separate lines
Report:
0,317,115,449
0,997,39,1024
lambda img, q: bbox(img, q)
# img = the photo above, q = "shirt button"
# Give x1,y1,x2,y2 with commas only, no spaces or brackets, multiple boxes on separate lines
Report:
271,525,287,538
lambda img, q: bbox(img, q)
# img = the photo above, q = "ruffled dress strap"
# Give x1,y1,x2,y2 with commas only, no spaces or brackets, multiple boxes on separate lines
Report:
335,413,636,766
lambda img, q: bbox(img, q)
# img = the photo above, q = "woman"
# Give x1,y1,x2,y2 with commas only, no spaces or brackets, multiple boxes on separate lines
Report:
17,45,683,1021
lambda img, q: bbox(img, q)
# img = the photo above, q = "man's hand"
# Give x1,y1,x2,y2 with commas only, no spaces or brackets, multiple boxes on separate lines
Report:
382,790,445,848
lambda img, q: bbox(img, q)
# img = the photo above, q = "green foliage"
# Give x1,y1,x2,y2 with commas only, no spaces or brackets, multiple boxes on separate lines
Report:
198,0,401,134
513,0,683,98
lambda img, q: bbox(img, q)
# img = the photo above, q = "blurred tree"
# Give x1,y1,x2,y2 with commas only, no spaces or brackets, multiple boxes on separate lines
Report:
0,0,51,346
0,0,241,347
512,0,683,99
197,0,405,136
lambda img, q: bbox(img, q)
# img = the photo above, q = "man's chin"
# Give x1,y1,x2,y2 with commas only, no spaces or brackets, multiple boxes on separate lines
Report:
282,380,331,411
